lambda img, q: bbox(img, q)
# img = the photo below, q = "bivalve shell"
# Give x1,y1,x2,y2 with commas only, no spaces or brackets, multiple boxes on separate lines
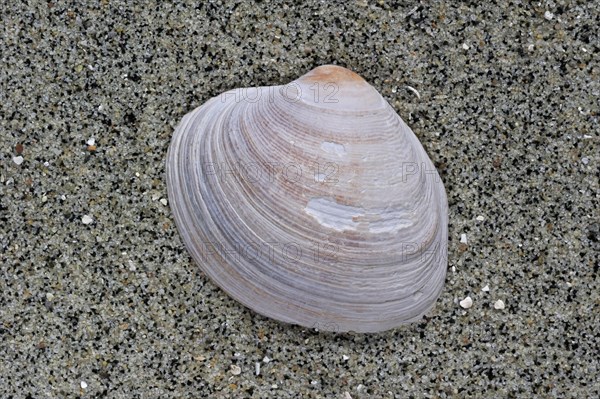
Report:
166,65,448,333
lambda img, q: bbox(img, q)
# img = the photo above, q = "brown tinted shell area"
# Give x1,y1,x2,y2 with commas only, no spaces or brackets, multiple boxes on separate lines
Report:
298,65,366,85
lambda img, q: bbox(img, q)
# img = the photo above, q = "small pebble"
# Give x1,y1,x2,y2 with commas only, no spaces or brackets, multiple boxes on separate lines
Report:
15,143,24,154
544,11,554,20
82,215,93,224
86,138,95,146
462,43,469,50
344,392,353,399
476,215,485,221
262,356,271,363
459,296,473,309
12,156,24,165
230,364,241,375
494,299,505,310
45,292,55,301
581,157,589,165
482,285,490,292
460,233,468,244
80,381,87,389
255,362,260,376
342,355,349,361
160,198,168,206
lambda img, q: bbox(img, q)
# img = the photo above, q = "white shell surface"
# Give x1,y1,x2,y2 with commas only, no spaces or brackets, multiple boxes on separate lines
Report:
166,65,448,333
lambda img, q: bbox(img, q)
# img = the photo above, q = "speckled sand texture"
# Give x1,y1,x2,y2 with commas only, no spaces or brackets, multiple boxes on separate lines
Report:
1,1,598,398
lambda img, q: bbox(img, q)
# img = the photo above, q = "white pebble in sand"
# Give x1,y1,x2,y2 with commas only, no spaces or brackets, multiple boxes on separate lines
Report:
460,233,468,244
13,156,24,165
80,381,88,389
230,364,241,375
459,296,473,309
544,11,554,20
82,215,93,224
494,300,505,310
482,285,490,292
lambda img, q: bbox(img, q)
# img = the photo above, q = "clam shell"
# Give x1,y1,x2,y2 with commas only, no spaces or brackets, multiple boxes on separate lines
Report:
166,65,448,333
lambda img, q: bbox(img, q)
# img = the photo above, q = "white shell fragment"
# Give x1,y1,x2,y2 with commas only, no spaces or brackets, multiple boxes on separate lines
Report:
459,296,473,309
166,65,449,333
494,299,505,310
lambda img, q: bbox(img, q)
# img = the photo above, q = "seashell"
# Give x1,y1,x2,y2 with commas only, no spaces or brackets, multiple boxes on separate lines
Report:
166,65,448,333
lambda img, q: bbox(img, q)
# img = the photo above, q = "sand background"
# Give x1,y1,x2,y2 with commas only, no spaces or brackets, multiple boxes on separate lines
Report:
1,1,598,398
